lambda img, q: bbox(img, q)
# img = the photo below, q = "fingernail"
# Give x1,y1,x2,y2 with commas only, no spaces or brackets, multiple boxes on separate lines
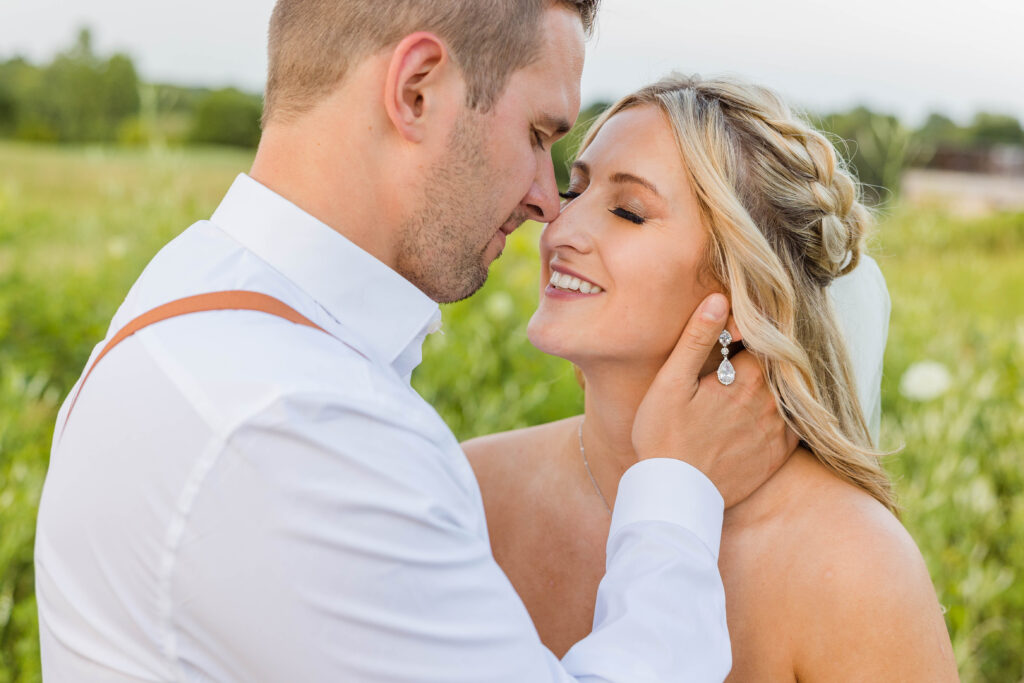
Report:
700,293,728,321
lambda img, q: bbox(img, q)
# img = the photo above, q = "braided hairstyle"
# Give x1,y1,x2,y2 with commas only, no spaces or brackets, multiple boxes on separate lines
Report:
579,74,895,512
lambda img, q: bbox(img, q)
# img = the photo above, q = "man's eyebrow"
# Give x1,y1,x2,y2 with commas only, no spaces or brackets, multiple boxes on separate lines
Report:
539,113,573,137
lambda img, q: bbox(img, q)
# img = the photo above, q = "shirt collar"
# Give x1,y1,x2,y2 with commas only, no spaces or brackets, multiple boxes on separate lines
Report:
210,174,441,376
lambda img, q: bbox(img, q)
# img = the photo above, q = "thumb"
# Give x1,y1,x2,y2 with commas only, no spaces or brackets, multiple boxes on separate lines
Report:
664,293,730,388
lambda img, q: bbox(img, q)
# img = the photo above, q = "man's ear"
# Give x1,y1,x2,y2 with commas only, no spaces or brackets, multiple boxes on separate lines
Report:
383,32,453,143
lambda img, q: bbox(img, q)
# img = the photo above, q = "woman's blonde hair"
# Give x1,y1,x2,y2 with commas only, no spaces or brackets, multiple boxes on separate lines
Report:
580,74,895,512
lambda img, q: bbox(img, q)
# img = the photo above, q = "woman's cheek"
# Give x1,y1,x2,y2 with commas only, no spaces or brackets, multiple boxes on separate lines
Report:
648,274,701,354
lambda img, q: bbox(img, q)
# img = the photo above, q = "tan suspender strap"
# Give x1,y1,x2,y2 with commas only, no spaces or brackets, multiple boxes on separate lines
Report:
59,290,329,441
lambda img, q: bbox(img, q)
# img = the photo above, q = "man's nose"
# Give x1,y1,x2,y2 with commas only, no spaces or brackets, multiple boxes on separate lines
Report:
522,154,561,223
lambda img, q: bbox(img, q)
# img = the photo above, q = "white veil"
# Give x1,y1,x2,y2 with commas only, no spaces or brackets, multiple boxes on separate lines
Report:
827,254,891,444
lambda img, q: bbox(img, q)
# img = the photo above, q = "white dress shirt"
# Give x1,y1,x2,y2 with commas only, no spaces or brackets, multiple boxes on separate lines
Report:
36,174,731,682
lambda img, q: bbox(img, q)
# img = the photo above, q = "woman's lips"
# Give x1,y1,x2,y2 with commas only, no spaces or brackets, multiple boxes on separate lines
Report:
544,283,602,300
545,275,604,302
547,267,603,295
550,265,600,288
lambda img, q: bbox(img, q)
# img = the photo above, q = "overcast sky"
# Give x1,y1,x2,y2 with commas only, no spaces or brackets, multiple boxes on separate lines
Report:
2,0,1021,125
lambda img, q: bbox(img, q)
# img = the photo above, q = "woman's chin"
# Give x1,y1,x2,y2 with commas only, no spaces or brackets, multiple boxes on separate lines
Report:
526,316,581,362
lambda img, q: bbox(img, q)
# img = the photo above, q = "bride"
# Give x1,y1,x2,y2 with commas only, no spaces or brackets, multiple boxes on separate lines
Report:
465,75,958,680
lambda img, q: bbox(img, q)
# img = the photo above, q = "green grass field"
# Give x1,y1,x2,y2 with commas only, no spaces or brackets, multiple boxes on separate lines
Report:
1,141,1022,681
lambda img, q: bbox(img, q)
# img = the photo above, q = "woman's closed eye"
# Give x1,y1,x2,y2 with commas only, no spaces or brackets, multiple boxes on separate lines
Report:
558,189,647,225
610,206,645,225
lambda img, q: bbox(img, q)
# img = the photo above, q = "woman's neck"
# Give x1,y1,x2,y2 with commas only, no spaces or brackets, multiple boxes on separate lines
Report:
577,359,662,509
576,347,783,515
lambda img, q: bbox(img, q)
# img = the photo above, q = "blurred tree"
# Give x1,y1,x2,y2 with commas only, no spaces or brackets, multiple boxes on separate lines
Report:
819,106,919,205
0,27,140,143
0,67,16,134
912,111,1024,151
188,88,263,148
38,50,108,141
155,83,210,115
967,112,1024,147
916,112,967,147
132,83,224,145
0,58,48,140
68,26,95,62
100,54,141,126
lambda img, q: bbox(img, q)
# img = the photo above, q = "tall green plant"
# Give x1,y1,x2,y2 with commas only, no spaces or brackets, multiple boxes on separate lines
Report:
550,101,609,190
819,106,917,205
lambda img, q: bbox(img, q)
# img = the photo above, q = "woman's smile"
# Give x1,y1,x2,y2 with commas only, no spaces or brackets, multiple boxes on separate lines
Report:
546,265,604,297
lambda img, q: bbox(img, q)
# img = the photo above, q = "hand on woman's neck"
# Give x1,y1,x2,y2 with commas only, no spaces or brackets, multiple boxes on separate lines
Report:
577,346,766,512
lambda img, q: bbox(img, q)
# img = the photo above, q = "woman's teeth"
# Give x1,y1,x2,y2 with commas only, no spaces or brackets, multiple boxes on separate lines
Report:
549,271,602,294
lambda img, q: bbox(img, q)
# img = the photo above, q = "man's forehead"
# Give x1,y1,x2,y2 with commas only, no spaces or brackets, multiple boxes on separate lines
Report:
537,5,587,77
527,23,584,111
496,6,585,127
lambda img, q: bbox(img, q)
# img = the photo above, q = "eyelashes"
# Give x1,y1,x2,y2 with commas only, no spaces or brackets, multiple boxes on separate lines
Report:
559,190,646,225
533,128,546,151
610,208,645,225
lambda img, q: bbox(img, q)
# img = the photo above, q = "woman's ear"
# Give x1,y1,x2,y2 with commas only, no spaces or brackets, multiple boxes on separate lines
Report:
383,32,450,143
698,306,744,379
724,313,743,344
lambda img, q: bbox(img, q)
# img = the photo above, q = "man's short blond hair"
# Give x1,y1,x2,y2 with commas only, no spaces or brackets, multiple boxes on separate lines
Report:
262,0,599,127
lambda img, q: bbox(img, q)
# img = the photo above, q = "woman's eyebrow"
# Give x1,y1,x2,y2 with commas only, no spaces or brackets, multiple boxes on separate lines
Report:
610,172,662,198
570,162,662,198
571,160,590,176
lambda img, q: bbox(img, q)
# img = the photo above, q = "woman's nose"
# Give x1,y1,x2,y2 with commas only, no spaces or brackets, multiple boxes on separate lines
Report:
540,196,592,254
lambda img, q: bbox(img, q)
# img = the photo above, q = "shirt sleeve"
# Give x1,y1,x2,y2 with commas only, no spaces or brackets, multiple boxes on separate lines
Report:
563,459,730,682
169,390,730,682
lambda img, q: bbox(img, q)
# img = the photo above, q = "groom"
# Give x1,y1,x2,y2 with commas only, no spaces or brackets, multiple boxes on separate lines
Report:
36,1,798,680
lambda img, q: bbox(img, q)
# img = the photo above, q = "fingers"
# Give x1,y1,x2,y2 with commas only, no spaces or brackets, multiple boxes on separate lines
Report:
724,348,763,392
666,293,731,386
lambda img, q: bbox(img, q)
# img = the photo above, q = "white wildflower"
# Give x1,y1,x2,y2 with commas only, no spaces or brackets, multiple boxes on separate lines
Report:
486,292,515,321
899,360,952,401
106,237,128,259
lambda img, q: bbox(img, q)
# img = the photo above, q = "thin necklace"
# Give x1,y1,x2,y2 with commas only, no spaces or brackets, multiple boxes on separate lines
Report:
578,418,612,515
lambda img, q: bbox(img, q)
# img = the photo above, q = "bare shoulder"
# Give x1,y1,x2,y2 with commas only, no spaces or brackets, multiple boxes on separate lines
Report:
462,416,576,462
780,453,920,573
771,453,958,681
462,416,577,472
462,416,579,498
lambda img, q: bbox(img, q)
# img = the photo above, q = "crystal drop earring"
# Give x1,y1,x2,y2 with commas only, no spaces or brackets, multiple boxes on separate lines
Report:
717,330,736,386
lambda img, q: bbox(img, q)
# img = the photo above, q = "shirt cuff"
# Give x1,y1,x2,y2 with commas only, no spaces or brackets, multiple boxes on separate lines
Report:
611,458,725,559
